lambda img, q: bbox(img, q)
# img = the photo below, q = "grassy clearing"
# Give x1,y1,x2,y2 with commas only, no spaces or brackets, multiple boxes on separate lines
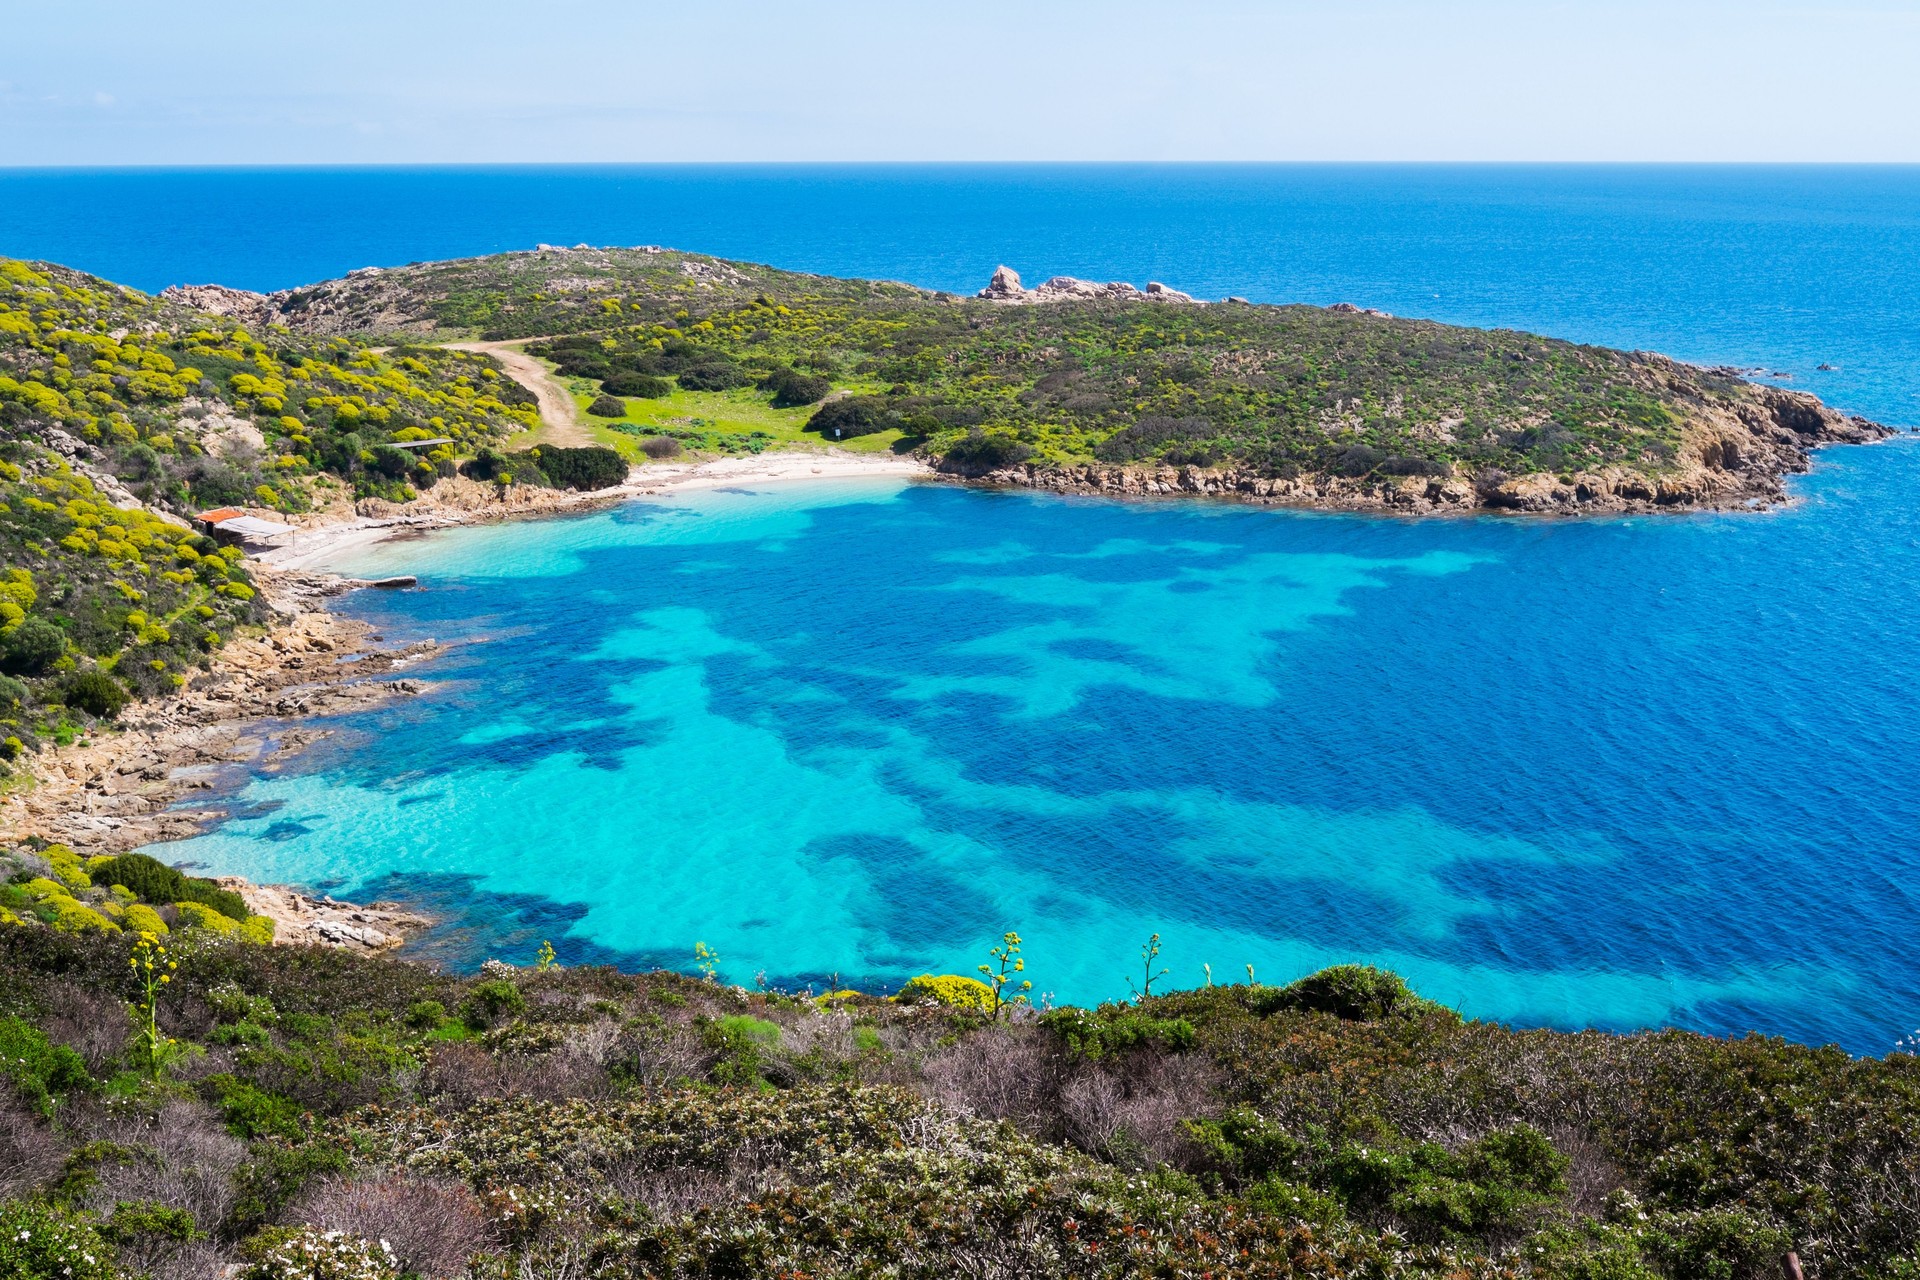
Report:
567,377,908,460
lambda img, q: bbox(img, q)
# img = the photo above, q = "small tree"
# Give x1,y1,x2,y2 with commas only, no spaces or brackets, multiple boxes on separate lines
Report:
978,931,1032,1021
1128,933,1169,1003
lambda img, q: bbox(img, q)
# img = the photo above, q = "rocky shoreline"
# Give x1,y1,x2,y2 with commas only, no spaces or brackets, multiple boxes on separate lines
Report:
2,408,1895,954
2,451,932,953
0,565,442,952
940,383,1895,515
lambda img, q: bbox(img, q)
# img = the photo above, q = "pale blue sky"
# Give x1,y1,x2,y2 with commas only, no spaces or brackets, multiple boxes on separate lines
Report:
3,0,1918,163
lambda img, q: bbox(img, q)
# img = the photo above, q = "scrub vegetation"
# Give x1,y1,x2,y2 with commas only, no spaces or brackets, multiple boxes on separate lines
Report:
0,258,622,755
0,918,1910,1280
254,245,1847,485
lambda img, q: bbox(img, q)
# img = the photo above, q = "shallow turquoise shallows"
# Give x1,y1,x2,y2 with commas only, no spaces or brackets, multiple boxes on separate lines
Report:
151,442,1920,1053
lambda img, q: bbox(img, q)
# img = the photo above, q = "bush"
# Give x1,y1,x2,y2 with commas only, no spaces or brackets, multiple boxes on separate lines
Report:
404,1000,447,1031
676,360,749,392
0,1014,92,1115
765,367,831,408
242,1226,398,1280
64,670,130,719
290,1174,491,1279
175,901,241,935
1,617,65,676
0,1200,118,1280
460,979,526,1031
638,436,682,460
806,396,900,439
1378,455,1450,477
0,674,26,707
526,445,626,491
702,1014,781,1089
1251,964,1453,1022
586,395,627,418
95,853,250,921
941,430,1034,472
601,373,670,398
1041,1006,1196,1060
896,973,993,1012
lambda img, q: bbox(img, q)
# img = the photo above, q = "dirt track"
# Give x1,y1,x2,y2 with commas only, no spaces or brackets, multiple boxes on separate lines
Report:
446,340,593,447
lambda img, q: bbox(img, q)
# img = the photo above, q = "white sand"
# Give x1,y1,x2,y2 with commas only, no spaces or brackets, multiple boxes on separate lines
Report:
255,450,934,574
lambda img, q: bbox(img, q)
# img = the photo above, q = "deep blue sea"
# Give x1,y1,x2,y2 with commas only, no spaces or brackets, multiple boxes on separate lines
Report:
8,166,1919,1051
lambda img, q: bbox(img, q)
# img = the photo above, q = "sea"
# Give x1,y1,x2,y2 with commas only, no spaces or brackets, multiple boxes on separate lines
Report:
5,165,1918,1052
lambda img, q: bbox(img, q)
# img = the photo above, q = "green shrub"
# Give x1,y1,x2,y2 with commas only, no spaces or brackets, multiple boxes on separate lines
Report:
404,999,446,1030
91,853,249,920
638,435,681,460
1041,1005,1195,1059
103,1200,200,1246
676,360,748,391
0,674,26,707
765,367,831,407
806,395,900,439
461,978,526,1030
526,445,626,491
1252,964,1454,1021
586,394,627,418
227,1141,353,1238
941,429,1033,472
1324,1124,1568,1238
0,617,65,676
0,1013,92,1114
704,1014,781,1089
0,1201,118,1280
200,1072,306,1139
65,670,130,719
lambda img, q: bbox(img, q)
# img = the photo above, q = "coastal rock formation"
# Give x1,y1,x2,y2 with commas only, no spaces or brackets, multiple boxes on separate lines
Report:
976,265,1200,305
156,282,279,328
947,382,1888,515
0,568,438,861
220,878,430,952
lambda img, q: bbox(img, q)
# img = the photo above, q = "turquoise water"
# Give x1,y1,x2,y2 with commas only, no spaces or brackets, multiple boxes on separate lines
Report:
152,443,1920,1053
21,163,1911,1049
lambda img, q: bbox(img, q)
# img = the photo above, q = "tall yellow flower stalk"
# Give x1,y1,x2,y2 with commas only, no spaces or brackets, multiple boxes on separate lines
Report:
130,931,177,1078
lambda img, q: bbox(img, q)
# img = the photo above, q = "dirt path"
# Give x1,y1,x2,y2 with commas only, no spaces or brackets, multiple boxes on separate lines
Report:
447,339,593,447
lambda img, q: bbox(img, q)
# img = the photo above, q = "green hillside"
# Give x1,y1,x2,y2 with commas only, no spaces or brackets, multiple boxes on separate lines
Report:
0,921,1910,1279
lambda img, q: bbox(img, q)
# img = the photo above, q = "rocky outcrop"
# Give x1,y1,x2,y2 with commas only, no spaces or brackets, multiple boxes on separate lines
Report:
0,569,439,858
976,265,1201,305
220,878,431,953
157,283,279,328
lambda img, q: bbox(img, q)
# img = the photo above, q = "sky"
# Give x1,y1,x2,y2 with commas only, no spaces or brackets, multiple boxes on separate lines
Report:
2,0,1919,164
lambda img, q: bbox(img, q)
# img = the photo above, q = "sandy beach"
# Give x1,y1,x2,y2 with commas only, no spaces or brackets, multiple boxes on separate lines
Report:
260,449,931,571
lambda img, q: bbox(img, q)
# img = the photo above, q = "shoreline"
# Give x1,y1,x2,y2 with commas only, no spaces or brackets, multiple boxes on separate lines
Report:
261,448,932,572
4,430,1899,955
0,565,447,951
1,449,929,951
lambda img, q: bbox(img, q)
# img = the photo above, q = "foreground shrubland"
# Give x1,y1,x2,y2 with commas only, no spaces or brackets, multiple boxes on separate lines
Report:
0,924,1913,1279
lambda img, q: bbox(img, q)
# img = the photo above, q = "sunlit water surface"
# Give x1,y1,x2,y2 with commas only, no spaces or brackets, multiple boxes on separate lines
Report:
151,450,1920,1052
